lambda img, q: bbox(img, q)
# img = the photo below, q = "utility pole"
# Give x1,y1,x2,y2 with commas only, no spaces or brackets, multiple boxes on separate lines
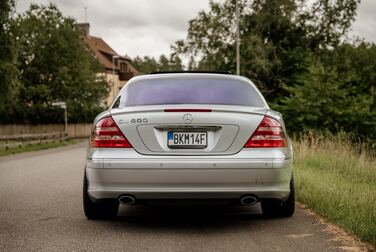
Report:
112,55,120,102
236,0,240,75
64,106,67,133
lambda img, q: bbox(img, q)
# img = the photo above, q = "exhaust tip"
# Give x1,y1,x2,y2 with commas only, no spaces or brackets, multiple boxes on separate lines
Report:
119,195,136,205
240,195,258,206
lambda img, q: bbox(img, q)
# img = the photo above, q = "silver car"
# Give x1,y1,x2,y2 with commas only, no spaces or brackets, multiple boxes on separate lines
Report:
83,72,294,219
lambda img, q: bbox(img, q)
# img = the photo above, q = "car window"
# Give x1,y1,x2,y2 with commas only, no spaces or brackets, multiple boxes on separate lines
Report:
119,76,267,108
112,96,121,108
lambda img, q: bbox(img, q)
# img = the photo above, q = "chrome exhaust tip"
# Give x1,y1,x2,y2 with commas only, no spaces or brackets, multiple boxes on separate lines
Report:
118,195,136,205
240,195,258,206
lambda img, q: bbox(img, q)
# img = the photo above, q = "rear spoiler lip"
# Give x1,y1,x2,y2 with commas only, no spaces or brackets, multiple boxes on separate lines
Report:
110,105,269,116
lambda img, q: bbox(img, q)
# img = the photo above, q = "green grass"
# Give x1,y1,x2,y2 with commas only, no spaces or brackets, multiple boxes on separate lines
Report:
0,139,79,157
293,136,376,246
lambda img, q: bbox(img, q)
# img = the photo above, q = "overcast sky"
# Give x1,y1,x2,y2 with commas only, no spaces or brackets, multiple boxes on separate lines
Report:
16,0,376,59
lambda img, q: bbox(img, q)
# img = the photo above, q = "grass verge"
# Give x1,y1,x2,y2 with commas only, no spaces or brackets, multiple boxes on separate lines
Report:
0,139,79,157
293,136,376,246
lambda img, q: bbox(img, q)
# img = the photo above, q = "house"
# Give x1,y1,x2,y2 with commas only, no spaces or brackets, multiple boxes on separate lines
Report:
78,23,138,106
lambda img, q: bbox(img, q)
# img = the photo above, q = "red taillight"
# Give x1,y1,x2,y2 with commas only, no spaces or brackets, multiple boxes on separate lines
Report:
91,116,132,148
244,116,287,148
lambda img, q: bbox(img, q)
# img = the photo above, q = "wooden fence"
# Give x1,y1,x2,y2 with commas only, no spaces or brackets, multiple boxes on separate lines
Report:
0,132,69,150
0,123,92,138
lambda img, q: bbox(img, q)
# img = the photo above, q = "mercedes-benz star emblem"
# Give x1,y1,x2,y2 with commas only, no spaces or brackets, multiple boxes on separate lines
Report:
183,113,193,124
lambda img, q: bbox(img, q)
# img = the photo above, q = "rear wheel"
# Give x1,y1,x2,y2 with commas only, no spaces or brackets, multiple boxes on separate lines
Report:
261,176,295,218
83,172,118,220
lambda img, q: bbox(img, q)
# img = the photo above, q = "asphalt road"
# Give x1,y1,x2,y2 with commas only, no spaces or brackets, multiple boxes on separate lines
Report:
0,142,367,252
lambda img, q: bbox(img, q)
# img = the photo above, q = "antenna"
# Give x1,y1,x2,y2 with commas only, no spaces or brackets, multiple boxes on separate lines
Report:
235,0,240,75
84,6,87,22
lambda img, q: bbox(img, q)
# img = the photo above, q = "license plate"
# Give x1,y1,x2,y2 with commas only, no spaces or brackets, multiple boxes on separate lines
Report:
168,132,207,149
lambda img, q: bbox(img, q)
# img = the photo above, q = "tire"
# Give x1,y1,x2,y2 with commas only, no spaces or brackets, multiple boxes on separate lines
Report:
83,172,119,220
261,176,295,218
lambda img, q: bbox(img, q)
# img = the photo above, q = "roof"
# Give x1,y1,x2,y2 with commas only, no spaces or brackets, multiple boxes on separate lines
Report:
88,36,116,55
85,36,120,69
84,35,137,74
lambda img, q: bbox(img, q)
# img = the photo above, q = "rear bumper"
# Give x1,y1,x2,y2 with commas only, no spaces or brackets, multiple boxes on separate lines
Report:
86,149,292,201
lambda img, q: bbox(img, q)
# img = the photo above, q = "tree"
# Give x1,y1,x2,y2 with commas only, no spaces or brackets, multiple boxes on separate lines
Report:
276,50,375,139
11,4,109,116
168,54,183,71
132,54,183,74
132,56,159,74
298,0,360,48
172,0,376,139
0,0,17,111
173,0,360,100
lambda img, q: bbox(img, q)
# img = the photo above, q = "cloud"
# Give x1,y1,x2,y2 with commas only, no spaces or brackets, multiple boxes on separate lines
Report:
16,0,376,59
16,0,212,58
350,0,376,42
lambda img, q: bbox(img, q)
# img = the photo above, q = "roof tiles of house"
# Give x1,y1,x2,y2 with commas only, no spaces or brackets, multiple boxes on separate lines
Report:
85,35,137,73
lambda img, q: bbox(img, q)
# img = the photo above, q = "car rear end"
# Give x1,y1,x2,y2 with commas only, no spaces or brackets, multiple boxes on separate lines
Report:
84,73,294,219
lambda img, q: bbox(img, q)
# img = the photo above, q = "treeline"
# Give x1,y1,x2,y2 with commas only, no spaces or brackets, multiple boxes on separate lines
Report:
0,2,108,124
132,55,183,74
134,0,375,140
1,1,375,139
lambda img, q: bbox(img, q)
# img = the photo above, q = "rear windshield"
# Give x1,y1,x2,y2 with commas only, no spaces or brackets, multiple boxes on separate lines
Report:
118,76,267,108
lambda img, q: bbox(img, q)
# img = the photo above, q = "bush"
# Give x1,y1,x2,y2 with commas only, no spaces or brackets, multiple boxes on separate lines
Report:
275,54,376,141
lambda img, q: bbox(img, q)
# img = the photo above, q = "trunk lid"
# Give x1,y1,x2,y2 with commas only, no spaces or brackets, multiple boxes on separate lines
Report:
111,105,267,155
